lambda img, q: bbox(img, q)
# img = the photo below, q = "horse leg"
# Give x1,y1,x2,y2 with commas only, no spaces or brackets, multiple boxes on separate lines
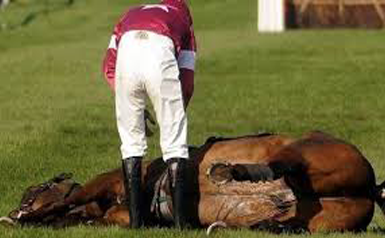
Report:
95,205,130,227
287,197,374,233
64,169,124,206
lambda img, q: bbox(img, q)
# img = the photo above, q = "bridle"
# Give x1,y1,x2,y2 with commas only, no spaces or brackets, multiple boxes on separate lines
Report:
9,173,80,223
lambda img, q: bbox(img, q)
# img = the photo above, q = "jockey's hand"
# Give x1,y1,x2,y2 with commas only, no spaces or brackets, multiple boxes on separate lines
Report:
144,109,156,137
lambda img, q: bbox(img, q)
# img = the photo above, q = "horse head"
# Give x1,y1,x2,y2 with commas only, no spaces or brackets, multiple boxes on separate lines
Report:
7,173,81,225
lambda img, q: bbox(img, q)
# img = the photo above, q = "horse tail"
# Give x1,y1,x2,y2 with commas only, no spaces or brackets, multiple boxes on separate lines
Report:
375,180,385,215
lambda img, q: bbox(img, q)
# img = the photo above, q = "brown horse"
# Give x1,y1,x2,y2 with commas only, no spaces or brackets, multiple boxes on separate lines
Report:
3,131,385,233
196,131,382,232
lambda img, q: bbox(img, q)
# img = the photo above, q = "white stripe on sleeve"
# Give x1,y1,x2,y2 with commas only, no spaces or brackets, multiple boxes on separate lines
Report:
178,50,196,71
108,35,117,50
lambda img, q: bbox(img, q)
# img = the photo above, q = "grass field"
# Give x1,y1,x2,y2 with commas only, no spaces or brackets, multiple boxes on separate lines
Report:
1,0,385,237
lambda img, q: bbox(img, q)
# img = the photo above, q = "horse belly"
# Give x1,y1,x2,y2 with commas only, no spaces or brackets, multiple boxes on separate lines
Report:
198,179,297,227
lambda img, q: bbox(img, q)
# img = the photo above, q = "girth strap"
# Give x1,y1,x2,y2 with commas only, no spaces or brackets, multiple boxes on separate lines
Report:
151,171,174,222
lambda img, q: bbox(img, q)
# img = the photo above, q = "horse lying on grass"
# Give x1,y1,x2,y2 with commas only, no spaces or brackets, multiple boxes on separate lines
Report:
2,131,385,233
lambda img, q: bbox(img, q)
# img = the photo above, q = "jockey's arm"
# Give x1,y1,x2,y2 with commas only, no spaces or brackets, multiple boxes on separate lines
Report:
178,29,196,109
179,22,197,109
180,68,194,108
102,47,117,91
102,21,123,91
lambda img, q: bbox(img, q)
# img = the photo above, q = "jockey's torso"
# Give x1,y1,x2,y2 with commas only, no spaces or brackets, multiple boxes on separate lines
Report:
115,1,195,55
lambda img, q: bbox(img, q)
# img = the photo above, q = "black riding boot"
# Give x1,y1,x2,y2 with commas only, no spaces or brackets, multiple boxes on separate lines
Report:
122,157,143,228
167,158,188,229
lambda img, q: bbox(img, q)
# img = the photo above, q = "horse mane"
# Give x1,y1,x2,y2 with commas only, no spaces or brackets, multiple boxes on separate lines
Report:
203,132,275,145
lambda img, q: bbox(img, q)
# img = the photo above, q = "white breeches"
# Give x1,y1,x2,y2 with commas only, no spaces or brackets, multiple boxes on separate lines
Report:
115,30,189,162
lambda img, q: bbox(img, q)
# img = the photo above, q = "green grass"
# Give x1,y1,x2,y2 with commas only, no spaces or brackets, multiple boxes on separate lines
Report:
1,0,385,237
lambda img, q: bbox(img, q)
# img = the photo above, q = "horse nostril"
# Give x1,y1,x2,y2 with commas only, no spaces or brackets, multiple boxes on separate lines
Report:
381,189,385,199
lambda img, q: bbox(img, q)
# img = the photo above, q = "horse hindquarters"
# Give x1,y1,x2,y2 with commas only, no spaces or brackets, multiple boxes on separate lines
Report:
286,197,374,233
265,134,376,197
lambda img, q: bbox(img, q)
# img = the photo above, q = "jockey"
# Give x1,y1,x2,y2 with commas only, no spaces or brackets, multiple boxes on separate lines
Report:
102,0,196,229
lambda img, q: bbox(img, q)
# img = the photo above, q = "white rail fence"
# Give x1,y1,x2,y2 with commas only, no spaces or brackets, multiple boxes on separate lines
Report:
258,0,285,32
